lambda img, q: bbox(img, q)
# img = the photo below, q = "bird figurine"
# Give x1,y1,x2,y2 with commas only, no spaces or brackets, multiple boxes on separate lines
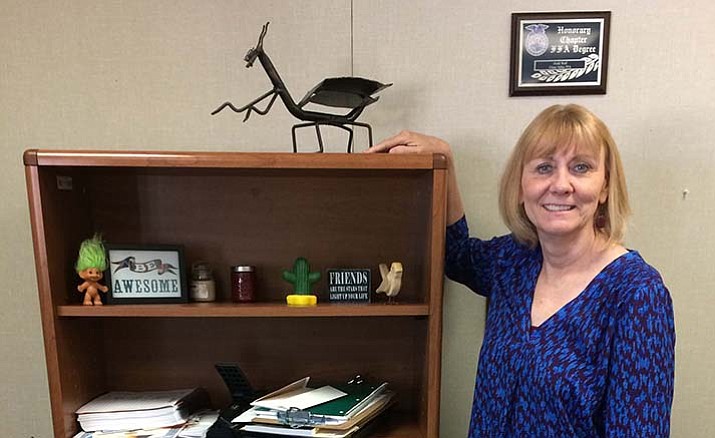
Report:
376,262,403,303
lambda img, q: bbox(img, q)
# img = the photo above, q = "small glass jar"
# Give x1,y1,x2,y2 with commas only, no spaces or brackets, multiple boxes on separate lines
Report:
231,265,256,303
190,261,216,302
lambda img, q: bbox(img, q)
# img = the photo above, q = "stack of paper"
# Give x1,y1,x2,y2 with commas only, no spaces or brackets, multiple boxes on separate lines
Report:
75,388,207,433
71,410,218,438
232,377,393,437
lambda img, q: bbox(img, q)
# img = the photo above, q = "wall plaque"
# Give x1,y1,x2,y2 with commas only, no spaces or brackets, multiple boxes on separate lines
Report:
510,11,611,96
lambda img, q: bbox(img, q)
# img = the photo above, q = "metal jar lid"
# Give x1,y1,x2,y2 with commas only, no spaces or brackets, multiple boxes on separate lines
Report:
232,265,255,272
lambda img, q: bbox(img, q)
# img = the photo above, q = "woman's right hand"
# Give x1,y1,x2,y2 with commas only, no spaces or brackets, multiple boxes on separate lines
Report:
365,130,464,223
364,130,453,162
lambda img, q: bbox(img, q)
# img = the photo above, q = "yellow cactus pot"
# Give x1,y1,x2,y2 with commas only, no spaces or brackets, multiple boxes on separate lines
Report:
286,294,317,306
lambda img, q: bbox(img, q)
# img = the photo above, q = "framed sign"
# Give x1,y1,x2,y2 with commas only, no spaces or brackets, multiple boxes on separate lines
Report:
105,244,188,304
510,11,611,96
327,268,371,303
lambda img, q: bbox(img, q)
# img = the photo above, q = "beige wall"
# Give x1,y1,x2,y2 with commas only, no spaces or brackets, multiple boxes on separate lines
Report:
2,1,713,436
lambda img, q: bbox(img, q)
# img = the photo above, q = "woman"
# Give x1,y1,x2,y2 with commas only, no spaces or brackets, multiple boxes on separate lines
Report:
365,104,675,437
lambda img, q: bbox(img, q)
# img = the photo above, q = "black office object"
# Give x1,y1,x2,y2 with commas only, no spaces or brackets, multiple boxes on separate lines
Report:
206,363,258,438
215,363,257,406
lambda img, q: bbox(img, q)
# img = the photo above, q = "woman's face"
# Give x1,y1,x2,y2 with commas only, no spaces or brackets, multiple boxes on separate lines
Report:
520,145,608,242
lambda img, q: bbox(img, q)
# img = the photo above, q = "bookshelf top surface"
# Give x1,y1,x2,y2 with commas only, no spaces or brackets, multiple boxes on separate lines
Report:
23,150,447,170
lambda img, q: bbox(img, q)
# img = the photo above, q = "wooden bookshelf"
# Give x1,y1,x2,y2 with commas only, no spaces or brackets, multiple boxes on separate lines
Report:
24,150,447,438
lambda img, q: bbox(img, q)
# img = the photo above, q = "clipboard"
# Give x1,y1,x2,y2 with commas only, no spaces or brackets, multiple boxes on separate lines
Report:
251,391,395,432
243,376,389,429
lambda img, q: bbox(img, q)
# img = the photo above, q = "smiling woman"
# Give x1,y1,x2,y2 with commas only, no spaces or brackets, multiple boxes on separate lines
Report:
365,104,675,437
499,103,630,248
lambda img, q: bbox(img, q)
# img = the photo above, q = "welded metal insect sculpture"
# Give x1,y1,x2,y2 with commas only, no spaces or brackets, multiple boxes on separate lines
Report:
212,22,391,152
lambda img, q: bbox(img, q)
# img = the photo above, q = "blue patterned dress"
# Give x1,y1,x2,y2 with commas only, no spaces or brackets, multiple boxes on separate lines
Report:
445,216,675,437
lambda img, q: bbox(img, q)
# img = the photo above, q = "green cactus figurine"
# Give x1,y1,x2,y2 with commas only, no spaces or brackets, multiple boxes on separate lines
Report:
282,257,320,306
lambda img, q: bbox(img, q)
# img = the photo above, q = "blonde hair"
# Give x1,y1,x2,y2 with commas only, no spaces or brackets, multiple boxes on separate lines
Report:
498,104,630,247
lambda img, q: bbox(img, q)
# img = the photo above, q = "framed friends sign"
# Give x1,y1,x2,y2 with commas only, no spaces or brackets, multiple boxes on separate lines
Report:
105,244,188,304
510,11,611,96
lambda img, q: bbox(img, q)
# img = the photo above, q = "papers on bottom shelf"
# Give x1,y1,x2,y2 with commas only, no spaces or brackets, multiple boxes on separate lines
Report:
251,377,349,411
178,410,220,437
74,388,210,434
240,424,359,437
232,379,394,438
71,409,218,438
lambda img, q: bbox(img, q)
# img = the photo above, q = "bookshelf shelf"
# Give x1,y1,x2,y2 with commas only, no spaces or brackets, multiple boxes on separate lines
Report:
56,302,431,318
24,150,446,438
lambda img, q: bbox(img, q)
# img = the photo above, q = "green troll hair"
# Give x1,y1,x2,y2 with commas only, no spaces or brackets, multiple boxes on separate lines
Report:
75,234,107,273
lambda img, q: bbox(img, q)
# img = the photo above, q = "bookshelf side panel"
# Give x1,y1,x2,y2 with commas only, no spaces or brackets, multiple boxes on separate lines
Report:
28,165,110,437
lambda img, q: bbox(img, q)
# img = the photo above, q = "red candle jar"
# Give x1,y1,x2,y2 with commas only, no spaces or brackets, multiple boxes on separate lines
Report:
231,265,256,302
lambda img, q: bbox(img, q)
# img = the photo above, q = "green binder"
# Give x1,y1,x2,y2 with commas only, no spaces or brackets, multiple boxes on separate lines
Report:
308,380,387,419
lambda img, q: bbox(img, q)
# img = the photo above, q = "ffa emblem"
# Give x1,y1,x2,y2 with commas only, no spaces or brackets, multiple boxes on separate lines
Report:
524,24,549,57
